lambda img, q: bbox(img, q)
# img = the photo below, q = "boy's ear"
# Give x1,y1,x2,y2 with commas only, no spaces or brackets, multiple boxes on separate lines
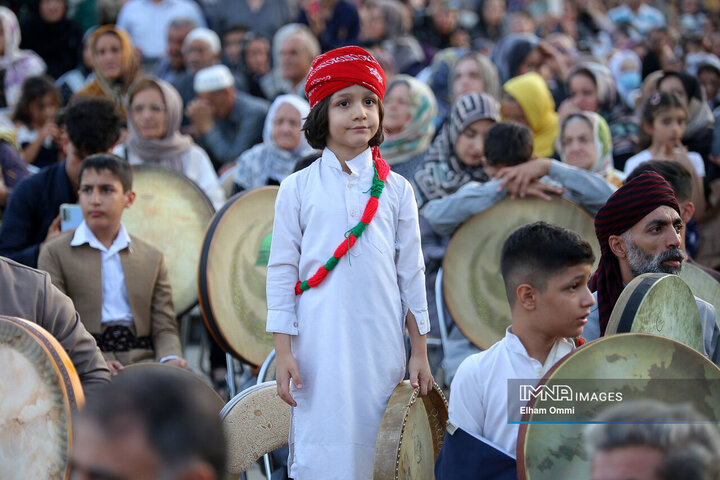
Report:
516,283,537,311
124,191,136,209
608,234,627,258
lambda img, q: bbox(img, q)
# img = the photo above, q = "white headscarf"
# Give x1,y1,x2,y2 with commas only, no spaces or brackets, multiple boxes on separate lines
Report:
609,50,642,110
234,94,316,190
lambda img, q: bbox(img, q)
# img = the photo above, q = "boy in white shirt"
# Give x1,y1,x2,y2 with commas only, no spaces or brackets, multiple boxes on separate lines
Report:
436,221,596,478
39,154,185,374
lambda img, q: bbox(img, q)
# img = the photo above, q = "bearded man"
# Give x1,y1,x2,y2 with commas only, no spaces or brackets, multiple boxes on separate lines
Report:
583,171,720,365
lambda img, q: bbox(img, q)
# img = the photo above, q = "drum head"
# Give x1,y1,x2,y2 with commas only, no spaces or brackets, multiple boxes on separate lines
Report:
680,262,720,320
373,381,448,480
119,363,224,413
443,197,600,350
517,334,720,479
123,164,215,316
0,316,85,480
198,187,278,366
220,381,290,475
606,273,705,353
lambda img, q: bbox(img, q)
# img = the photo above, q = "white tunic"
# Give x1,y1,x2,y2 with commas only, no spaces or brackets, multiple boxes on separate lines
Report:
266,147,430,479
449,327,574,458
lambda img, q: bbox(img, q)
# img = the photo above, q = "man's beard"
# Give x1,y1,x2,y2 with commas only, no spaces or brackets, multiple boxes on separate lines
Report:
626,241,686,277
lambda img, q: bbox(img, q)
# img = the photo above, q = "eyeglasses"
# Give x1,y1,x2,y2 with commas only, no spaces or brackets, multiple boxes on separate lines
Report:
130,104,166,114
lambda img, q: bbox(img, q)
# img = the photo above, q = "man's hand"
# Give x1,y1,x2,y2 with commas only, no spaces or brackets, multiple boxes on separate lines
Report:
494,158,560,199
107,359,124,376
41,214,62,250
185,99,215,136
164,357,188,369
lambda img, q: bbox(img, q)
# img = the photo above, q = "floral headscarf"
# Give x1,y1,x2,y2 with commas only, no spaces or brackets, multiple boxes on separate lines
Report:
380,75,437,165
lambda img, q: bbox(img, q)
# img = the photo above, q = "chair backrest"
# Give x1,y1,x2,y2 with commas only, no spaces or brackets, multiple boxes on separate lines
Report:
220,381,290,474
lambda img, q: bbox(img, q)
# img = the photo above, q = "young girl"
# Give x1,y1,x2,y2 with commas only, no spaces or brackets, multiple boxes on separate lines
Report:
12,75,62,169
266,46,432,479
624,91,706,219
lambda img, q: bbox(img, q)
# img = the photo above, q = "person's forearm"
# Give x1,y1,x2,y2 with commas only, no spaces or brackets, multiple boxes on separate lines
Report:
406,311,427,358
274,332,292,355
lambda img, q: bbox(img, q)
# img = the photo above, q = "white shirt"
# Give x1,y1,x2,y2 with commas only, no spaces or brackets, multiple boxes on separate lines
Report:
116,0,206,59
266,147,429,479
624,148,706,178
71,221,134,326
448,327,575,458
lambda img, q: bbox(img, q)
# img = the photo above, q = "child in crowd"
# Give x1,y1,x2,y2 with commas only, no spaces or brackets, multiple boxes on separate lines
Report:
38,154,186,375
12,75,62,169
435,221,595,477
423,122,614,236
624,91,706,219
266,46,432,479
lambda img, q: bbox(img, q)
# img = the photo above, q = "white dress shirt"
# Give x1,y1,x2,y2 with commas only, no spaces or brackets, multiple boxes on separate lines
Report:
71,221,133,326
449,327,575,458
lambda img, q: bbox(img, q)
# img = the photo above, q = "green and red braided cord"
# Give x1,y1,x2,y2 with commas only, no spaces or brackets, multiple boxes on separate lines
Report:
295,147,390,295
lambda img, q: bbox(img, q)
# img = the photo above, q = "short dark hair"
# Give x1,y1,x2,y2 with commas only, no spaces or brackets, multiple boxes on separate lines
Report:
65,97,122,159
81,368,226,476
484,122,534,167
78,154,133,192
303,95,385,150
501,221,595,306
12,75,62,125
625,160,692,204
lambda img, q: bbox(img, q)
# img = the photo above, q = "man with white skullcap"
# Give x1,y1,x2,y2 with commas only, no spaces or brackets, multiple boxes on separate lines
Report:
186,65,269,169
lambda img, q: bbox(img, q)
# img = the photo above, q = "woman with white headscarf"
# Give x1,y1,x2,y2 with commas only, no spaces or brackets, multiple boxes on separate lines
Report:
0,7,45,109
233,94,316,193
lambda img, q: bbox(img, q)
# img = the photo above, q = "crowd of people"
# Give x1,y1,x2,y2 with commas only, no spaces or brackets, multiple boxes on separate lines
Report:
2,0,720,478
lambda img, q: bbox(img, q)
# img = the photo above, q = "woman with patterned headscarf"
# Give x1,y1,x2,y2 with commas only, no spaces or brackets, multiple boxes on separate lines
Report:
75,25,140,118
413,92,501,209
0,7,45,108
380,74,437,180
559,111,624,188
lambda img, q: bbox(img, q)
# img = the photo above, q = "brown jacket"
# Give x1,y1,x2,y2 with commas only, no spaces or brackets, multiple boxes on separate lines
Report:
0,255,110,396
38,231,182,362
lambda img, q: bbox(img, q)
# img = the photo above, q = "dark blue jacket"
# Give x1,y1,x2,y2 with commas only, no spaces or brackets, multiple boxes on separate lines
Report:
0,160,76,268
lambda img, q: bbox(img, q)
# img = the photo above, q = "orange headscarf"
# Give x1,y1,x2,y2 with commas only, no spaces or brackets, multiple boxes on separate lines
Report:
75,25,140,117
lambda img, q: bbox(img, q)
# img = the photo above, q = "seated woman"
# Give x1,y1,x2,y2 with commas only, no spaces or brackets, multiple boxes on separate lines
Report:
414,92,501,210
232,94,315,193
380,74,437,180
559,111,624,188
0,7,45,109
501,71,559,158
114,77,225,210
75,25,140,119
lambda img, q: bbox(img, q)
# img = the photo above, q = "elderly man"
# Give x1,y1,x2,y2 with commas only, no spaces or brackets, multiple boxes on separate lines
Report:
186,65,268,169
586,400,720,480
584,171,720,365
172,27,248,112
261,24,320,99
155,17,197,84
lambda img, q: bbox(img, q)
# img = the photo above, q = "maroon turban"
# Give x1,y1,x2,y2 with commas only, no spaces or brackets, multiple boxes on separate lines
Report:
589,171,680,334
305,46,386,109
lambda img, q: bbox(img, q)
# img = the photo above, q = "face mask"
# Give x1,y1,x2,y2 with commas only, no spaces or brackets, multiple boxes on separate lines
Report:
619,71,641,91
